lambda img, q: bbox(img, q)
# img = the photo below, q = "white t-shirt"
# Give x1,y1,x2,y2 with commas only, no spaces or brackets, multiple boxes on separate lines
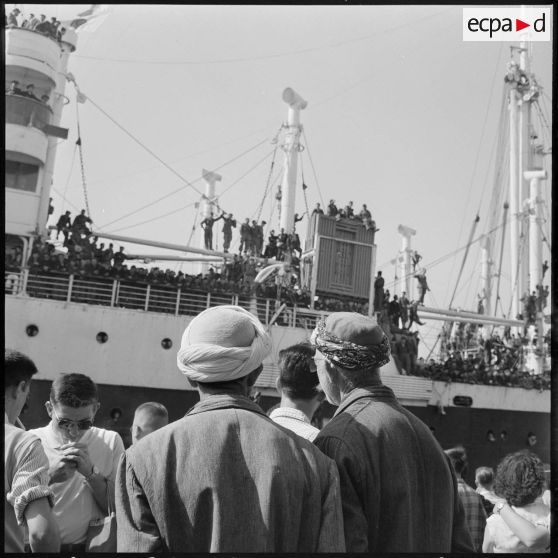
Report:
29,423,124,545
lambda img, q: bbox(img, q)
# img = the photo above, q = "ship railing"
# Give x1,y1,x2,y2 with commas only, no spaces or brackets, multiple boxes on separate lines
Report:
25,272,71,301
6,271,330,327
5,94,53,129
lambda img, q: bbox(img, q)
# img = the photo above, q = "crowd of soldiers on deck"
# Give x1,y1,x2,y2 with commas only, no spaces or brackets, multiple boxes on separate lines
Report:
310,199,379,231
372,271,427,331
415,343,551,391
520,285,549,325
6,80,52,107
5,8,67,42
200,210,303,262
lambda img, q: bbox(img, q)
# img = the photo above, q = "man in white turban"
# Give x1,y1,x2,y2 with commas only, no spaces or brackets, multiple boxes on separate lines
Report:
116,306,345,553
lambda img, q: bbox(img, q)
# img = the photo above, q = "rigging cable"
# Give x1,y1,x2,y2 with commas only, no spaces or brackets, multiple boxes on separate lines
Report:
493,203,509,318
301,128,325,208
219,147,276,202
384,219,508,292
74,8,453,66
534,97,552,144
75,100,92,220
254,127,282,222
425,334,441,361
51,186,82,213
100,138,270,229
186,200,203,247
299,156,311,219
85,95,204,198
61,142,78,214
444,43,504,303
448,214,480,308
107,200,199,235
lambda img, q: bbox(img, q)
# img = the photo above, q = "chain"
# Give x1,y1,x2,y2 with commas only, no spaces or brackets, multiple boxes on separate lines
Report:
75,100,92,220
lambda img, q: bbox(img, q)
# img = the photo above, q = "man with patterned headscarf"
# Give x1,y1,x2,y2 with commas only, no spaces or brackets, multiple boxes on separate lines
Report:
310,312,474,553
116,305,345,553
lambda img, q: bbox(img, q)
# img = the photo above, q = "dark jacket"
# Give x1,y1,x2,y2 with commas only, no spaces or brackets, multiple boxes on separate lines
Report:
116,393,345,553
314,385,474,553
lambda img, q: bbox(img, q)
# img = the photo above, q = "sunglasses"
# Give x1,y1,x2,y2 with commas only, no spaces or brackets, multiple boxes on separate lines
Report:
51,405,94,431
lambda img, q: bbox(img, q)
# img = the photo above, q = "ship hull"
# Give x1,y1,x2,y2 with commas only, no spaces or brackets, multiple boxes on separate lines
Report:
6,292,550,486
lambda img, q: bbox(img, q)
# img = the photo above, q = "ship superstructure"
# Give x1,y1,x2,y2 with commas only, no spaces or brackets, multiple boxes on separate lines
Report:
5,24,77,259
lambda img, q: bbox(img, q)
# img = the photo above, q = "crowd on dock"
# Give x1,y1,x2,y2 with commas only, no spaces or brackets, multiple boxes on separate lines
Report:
6,309,550,552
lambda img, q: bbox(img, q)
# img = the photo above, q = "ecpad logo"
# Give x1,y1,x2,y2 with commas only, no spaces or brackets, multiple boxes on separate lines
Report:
463,8,551,42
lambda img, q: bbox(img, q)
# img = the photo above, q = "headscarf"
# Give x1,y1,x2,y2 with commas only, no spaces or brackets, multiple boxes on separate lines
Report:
177,305,272,383
310,317,391,370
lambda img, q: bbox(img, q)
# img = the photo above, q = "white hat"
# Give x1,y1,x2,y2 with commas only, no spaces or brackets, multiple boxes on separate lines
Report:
177,306,272,383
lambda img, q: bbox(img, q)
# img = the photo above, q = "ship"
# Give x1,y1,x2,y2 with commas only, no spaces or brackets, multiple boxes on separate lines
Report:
4,8,551,482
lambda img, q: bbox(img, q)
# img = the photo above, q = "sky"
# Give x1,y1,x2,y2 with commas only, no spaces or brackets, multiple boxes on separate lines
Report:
11,4,553,356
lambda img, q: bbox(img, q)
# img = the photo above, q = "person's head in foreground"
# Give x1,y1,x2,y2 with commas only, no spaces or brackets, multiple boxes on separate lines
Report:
276,343,324,415
494,450,546,507
5,349,38,423
176,305,272,398
310,312,391,406
132,401,169,444
445,445,468,478
46,373,99,443
475,466,495,490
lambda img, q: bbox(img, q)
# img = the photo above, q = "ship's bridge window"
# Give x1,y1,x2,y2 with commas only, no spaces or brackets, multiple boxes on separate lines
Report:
6,159,39,192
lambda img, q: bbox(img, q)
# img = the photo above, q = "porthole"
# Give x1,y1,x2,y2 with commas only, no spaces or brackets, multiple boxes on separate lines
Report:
161,338,173,349
26,324,39,337
96,332,108,344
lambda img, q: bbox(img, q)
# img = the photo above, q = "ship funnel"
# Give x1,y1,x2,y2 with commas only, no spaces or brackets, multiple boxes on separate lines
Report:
282,87,307,110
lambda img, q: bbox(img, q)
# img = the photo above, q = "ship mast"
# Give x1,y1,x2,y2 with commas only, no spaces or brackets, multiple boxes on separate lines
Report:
397,225,416,299
506,9,548,372
199,169,222,273
509,6,536,323
279,88,307,235
508,53,521,322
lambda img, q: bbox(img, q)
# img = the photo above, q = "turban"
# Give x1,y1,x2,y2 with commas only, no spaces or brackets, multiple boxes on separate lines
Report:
177,305,272,383
310,312,391,370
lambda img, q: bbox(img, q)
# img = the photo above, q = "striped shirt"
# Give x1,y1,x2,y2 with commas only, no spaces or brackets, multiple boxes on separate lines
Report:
5,415,54,552
269,407,320,442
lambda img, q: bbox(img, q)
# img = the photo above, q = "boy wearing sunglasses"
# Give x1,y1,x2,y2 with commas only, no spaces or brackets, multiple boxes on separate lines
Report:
29,373,124,553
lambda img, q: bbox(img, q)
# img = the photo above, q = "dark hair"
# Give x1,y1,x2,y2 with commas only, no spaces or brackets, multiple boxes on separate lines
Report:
494,451,545,507
445,446,468,475
135,402,168,420
5,349,38,389
50,373,98,408
277,343,319,400
475,466,494,487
